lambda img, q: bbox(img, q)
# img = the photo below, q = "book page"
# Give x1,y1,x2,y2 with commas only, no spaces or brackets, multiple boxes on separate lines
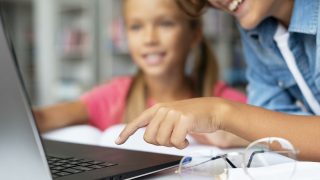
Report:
98,124,225,156
42,125,102,145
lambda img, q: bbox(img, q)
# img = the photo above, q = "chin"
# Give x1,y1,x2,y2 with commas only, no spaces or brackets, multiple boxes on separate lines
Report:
144,69,165,77
239,20,260,30
238,15,262,30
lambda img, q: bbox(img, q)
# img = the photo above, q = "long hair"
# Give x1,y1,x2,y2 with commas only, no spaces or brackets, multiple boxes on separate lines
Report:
193,38,219,97
175,0,208,17
123,0,219,123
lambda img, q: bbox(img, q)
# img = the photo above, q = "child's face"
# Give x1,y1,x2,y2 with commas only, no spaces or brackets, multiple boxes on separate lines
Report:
208,0,281,30
124,0,198,77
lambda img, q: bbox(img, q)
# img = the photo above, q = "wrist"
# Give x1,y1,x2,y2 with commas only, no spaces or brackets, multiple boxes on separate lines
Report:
209,98,235,131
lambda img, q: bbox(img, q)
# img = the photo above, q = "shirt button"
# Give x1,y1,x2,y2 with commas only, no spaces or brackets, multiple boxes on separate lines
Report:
278,81,284,88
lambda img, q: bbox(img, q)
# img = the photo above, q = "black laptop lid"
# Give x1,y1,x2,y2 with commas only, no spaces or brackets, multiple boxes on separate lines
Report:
0,7,52,180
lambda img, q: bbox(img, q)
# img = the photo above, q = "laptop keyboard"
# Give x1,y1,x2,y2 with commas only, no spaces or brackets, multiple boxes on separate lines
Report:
47,155,117,178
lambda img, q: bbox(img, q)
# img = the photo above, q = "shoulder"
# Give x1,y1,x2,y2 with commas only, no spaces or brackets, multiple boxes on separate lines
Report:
105,76,133,91
213,81,247,103
80,76,133,130
94,76,132,94
81,76,133,102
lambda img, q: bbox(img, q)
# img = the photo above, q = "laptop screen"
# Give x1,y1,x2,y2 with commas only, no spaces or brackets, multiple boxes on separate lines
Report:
0,2,52,179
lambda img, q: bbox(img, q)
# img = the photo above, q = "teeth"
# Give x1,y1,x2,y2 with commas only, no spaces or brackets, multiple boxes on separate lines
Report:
146,54,160,60
145,53,163,65
228,0,244,12
229,1,237,11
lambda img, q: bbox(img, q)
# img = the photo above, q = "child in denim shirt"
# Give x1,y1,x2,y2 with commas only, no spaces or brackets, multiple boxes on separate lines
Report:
118,0,320,161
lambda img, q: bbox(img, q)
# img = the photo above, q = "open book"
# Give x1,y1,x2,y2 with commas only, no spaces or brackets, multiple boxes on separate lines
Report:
42,124,224,157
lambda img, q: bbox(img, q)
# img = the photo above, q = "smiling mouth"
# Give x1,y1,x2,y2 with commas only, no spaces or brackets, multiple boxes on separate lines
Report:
228,0,244,12
143,52,166,66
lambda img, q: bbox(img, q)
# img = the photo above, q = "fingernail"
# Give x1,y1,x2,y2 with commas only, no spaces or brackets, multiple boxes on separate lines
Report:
115,137,121,145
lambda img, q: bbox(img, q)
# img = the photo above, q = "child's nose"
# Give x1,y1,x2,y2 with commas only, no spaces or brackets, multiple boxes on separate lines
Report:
143,25,158,45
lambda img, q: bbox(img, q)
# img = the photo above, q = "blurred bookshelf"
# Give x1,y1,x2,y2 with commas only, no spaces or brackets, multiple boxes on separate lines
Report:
202,9,247,89
55,0,96,102
2,0,247,106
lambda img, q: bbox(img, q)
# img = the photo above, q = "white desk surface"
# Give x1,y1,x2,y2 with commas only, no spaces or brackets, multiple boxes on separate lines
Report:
44,125,320,180
142,161,320,180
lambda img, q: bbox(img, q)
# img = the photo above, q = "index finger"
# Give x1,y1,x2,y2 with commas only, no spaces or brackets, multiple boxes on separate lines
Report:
115,105,160,145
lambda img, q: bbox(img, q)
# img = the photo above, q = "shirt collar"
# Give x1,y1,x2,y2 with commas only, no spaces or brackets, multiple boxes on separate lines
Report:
241,18,278,48
288,0,319,34
241,0,319,45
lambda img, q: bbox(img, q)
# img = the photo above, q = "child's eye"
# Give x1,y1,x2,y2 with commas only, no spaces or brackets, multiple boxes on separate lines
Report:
129,24,142,31
160,20,175,27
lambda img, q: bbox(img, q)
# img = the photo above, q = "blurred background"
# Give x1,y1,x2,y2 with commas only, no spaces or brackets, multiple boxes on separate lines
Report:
1,0,247,106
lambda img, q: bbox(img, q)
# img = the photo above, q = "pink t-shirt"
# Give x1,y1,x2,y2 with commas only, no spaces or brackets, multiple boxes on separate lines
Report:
81,76,246,131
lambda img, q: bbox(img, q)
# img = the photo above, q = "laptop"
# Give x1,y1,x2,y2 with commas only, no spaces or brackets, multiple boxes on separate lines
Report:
0,12,181,180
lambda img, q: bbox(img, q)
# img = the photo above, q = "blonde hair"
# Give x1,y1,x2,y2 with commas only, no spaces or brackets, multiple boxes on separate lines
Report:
122,0,219,123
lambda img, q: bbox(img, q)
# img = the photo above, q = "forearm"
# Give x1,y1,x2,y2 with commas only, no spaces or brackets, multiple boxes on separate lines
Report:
220,100,320,161
34,101,88,133
117,97,320,161
191,131,249,148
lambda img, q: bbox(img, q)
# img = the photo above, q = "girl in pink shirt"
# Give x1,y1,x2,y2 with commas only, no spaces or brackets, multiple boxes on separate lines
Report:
34,0,247,148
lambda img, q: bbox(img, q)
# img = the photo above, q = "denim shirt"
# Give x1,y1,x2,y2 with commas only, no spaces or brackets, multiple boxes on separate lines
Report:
239,0,320,115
